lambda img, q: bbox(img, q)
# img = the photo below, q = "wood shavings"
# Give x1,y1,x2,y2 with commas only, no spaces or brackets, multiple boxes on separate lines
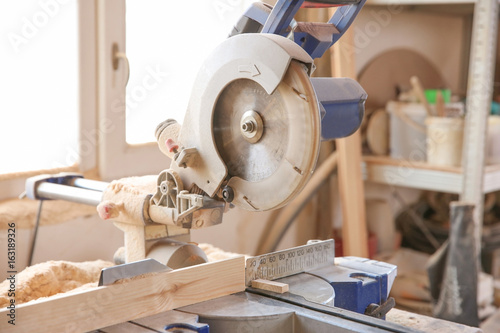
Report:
198,243,248,262
0,260,113,307
105,176,157,196
98,175,157,225
0,198,97,230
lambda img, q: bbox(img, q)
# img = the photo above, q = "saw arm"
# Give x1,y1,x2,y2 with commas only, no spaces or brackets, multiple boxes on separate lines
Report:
233,0,366,59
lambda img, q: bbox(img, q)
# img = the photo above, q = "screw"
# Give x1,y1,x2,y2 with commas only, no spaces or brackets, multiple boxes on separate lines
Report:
241,121,255,133
160,181,168,194
222,186,234,202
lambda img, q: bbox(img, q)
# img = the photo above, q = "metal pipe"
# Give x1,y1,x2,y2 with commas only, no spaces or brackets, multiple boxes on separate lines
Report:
37,182,103,206
28,200,43,266
70,178,109,192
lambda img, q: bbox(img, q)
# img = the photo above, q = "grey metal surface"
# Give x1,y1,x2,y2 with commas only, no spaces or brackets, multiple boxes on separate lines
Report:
177,291,423,333
277,273,335,306
213,78,288,183
98,321,154,333
133,310,205,332
36,182,103,206
245,239,335,285
98,258,171,286
146,240,208,269
70,178,109,192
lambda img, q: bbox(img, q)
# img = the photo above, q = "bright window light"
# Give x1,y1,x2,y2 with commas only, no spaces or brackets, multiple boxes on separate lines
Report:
0,0,78,174
125,0,254,144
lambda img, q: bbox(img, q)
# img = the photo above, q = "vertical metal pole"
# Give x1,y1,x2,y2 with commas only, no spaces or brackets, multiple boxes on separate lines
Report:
461,0,499,257
28,201,43,266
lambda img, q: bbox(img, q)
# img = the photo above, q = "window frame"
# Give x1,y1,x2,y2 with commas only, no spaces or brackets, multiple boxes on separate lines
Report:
96,0,168,181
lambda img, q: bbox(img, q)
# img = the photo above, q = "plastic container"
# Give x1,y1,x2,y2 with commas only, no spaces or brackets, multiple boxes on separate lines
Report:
424,89,451,104
386,101,427,161
425,117,464,167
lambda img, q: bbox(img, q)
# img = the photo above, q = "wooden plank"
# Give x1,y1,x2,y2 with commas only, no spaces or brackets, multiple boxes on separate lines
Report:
387,308,481,333
329,23,369,258
0,257,245,333
363,162,463,194
363,155,462,174
96,0,167,181
363,157,500,194
367,0,475,5
251,279,289,294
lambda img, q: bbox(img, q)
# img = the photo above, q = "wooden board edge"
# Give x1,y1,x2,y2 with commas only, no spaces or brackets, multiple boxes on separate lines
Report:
0,256,245,333
251,279,289,294
363,155,463,174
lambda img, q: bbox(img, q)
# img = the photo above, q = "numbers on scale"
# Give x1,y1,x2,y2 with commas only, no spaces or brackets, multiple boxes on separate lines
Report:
245,240,335,286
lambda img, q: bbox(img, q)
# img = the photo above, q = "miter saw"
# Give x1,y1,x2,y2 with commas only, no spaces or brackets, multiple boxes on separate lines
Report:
23,0,406,330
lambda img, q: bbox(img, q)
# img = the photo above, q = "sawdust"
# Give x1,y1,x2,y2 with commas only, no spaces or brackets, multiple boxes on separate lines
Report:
106,176,156,196
97,175,157,224
0,198,97,230
0,260,113,307
198,243,248,261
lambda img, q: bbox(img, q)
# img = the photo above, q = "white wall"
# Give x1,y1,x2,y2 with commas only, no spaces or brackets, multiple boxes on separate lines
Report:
353,6,467,94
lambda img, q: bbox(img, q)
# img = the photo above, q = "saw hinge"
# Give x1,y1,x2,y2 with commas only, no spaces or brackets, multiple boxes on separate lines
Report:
148,169,224,229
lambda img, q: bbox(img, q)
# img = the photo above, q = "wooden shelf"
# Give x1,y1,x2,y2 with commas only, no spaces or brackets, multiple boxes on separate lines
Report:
367,0,475,5
362,156,500,194
365,0,481,15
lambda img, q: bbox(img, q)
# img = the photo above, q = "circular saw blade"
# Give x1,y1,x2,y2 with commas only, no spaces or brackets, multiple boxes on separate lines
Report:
213,60,321,211
213,79,288,182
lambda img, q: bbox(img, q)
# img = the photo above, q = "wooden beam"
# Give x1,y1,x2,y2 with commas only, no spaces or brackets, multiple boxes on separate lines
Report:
330,23,369,258
0,257,245,333
251,279,289,294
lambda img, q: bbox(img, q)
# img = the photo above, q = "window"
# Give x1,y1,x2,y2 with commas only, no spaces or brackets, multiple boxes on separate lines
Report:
0,0,79,174
125,0,254,144
0,0,96,201
98,0,254,180
0,0,257,198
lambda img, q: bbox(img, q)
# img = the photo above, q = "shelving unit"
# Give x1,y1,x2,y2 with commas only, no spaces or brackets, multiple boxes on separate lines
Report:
361,0,499,249
363,156,500,194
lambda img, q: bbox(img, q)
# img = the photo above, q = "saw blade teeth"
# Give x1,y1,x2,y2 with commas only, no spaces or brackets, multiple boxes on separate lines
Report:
212,60,320,211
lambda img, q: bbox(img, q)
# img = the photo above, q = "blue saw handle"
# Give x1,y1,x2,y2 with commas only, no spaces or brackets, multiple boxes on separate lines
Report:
261,0,366,59
164,323,209,333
